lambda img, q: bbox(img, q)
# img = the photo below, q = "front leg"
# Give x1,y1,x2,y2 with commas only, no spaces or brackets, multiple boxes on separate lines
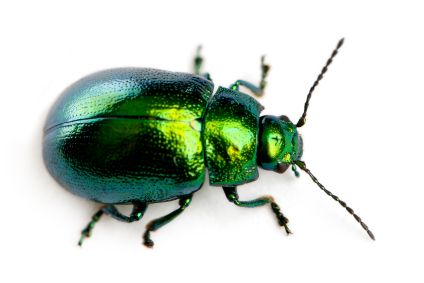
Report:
223,186,292,235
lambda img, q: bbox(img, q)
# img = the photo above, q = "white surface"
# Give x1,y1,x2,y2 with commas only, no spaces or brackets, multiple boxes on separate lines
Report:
1,1,423,282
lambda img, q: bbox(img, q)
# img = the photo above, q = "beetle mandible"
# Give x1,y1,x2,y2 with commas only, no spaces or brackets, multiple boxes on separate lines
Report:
43,38,375,247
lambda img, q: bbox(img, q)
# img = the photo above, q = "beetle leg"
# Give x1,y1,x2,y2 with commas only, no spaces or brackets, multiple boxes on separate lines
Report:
291,164,300,177
223,186,292,235
142,195,192,248
78,209,104,246
103,202,147,223
193,45,213,81
230,55,270,97
78,202,147,246
193,45,203,75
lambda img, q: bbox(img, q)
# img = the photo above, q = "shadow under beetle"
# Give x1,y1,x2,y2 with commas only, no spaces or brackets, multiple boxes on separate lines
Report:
43,38,375,247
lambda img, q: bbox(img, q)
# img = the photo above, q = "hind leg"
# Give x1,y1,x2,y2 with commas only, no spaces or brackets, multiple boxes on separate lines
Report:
78,202,147,246
143,195,192,248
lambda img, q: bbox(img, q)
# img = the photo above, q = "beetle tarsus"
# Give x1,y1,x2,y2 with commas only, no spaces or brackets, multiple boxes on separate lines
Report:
78,209,104,246
271,202,292,235
78,233,88,246
280,221,292,235
194,45,203,75
259,55,270,92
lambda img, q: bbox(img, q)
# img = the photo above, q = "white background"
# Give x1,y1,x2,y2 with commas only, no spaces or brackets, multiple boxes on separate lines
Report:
1,1,423,282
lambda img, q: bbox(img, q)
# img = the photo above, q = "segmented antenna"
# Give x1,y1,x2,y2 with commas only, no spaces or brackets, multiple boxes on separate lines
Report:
296,38,345,128
294,160,375,240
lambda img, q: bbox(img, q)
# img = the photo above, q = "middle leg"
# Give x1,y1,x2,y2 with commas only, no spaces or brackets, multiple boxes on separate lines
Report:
230,55,270,97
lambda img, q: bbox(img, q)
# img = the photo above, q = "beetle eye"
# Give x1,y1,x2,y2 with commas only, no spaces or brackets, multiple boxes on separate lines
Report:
276,162,289,174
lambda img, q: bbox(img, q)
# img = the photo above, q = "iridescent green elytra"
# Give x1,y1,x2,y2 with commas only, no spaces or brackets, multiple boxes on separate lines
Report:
43,39,374,248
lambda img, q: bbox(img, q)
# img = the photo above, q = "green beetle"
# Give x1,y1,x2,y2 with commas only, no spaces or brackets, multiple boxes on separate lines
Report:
43,39,374,247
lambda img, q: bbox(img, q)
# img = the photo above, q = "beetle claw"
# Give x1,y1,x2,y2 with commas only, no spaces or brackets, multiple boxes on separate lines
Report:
279,217,292,235
78,234,87,246
78,228,91,246
283,225,292,235
143,231,154,248
143,239,154,248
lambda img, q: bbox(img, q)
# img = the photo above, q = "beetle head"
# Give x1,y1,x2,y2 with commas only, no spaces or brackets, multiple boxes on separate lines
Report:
257,115,303,173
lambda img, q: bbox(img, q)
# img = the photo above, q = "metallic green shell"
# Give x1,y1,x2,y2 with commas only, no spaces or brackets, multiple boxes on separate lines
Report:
43,68,213,204
257,116,303,171
45,68,212,128
203,87,264,186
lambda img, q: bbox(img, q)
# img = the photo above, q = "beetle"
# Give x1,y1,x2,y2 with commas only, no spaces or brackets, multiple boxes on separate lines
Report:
43,38,374,247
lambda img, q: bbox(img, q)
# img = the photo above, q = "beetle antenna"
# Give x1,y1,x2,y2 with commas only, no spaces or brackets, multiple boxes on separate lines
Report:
296,38,345,128
294,160,375,240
